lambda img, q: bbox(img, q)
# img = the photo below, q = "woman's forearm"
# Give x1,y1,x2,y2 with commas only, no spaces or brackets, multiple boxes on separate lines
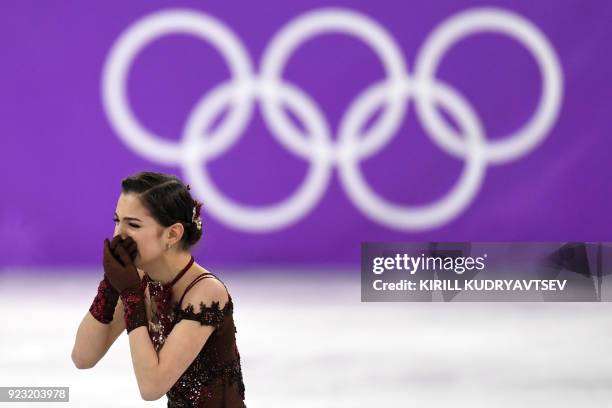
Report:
127,326,161,400
71,311,114,369
72,299,125,369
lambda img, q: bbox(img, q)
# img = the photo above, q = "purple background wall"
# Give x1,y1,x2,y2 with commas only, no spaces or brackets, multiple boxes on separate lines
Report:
1,0,610,268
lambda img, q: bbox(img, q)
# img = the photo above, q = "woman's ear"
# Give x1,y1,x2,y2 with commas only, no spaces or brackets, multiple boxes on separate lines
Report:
167,223,185,247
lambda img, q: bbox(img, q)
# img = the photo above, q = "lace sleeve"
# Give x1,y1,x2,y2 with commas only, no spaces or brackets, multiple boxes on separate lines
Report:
174,300,232,329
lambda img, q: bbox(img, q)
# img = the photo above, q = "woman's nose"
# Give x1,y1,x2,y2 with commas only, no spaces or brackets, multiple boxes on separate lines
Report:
113,225,129,239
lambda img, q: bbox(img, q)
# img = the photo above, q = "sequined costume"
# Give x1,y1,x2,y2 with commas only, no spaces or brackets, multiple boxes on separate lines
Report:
139,265,246,407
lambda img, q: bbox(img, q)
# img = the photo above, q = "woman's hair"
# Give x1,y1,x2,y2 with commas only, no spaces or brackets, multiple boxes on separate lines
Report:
120,171,203,251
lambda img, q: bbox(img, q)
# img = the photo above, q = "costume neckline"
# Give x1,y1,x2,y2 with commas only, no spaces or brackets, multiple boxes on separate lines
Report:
143,255,195,289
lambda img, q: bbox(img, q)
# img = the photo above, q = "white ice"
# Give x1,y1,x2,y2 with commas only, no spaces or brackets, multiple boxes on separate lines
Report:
1,270,612,407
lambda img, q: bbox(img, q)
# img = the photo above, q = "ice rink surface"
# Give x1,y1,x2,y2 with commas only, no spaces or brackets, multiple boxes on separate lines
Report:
1,269,612,407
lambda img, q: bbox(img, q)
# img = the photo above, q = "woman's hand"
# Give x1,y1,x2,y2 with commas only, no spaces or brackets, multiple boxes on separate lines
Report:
103,236,148,334
89,235,128,324
103,236,140,294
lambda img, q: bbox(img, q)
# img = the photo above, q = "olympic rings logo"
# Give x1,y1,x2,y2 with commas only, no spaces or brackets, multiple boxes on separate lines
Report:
102,7,563,232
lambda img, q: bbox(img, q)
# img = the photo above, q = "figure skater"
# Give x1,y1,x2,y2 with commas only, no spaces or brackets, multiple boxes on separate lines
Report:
71,171,246,407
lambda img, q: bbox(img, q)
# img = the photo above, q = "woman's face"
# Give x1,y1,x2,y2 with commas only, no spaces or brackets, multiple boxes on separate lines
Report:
113,192,166,268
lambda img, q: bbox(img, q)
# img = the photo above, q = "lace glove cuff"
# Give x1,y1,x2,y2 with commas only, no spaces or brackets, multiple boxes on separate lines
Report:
89,275,120,324
120,287,148,333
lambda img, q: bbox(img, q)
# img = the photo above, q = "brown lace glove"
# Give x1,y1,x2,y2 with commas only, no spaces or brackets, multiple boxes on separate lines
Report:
89,235,126,323
103,237,147,333
103,237,141,293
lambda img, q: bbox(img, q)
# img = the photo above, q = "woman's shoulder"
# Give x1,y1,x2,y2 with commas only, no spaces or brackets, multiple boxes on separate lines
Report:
179,268,230,311
174,270,232,328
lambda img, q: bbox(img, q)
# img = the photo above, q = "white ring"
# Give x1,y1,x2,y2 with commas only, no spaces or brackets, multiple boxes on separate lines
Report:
414,7,563,164
259,8,408,162
102,9,254,165
337,79,487,230
182,81,334,232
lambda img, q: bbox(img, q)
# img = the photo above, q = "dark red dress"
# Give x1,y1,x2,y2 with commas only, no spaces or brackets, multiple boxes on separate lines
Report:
140,268,246,407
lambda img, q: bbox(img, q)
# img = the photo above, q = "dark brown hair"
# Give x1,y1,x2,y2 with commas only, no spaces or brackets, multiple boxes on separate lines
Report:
120,171,203,250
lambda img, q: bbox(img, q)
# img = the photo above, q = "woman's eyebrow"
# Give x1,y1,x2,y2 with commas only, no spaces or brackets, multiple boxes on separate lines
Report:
114,212,143,222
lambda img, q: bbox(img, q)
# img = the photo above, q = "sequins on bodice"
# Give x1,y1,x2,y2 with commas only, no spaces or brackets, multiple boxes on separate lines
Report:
138,271,246,407
138,275,177,351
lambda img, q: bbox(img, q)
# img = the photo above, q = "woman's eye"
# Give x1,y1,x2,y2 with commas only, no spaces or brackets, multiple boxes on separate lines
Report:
113,219,140,229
